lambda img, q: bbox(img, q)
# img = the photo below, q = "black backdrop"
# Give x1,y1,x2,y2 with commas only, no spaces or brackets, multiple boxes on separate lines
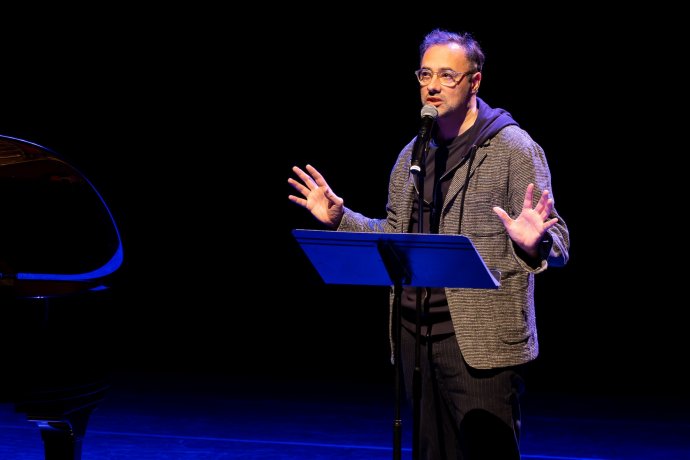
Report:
1,12,685,398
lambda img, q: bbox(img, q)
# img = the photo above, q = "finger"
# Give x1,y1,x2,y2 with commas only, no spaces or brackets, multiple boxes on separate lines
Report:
543,217,559,231
288,194,307,207
522,183,535,210
541,198,554,219
535,189,551,215
305,164,329,188
287,177,310,197
292,166,317,189
492,206,511,226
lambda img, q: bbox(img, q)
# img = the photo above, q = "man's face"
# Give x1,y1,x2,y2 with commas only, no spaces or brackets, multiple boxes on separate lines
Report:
419,43,476,118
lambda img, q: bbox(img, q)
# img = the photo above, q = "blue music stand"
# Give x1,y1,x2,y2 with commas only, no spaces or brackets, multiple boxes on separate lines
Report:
292,229,499,459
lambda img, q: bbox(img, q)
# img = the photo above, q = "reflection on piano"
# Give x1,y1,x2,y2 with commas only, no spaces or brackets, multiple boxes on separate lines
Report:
0,134,123,460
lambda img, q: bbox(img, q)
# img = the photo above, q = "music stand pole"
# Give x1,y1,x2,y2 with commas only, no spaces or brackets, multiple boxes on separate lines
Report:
377,240,410,460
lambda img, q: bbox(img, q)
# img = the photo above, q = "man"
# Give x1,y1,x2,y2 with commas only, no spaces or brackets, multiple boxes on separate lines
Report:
288,28,569,459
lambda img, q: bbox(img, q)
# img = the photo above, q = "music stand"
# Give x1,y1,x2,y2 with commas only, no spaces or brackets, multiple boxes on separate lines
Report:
292,229,499,460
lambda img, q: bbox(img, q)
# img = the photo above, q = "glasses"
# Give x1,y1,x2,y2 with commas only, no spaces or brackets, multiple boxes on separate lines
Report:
414,68,473,87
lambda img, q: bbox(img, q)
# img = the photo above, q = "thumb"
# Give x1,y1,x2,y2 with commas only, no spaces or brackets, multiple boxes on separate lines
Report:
492,206,511,225
324,187,343,206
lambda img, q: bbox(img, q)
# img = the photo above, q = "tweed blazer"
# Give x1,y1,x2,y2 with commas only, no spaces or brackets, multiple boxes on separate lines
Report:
338,124,570,369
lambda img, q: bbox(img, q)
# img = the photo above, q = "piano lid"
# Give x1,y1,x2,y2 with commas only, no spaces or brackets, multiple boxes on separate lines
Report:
0,134,123,298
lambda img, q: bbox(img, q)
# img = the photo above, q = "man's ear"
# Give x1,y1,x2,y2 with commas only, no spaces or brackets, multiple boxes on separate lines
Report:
471,72,482,94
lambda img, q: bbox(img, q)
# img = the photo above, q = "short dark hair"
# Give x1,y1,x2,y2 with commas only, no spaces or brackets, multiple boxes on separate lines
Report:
420,29,485,73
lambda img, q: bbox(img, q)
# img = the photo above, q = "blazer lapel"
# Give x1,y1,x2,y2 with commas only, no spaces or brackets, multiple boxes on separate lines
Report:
443,147,488,213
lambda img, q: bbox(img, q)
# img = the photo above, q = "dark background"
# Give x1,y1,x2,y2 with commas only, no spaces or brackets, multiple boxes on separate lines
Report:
1,11,684,398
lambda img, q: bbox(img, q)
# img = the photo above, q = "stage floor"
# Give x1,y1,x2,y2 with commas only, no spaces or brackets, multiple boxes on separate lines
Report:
1,371,688,459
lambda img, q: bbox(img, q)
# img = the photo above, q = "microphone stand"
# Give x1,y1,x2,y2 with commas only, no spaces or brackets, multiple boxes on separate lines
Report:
409,147,430,460
401,103,435,459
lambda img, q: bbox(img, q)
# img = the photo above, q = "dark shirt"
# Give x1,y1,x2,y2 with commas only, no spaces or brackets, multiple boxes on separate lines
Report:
402,130,473,336
401,100,520,337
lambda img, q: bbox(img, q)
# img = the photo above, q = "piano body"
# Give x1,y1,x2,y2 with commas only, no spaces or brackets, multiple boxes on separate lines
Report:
0,134,123,459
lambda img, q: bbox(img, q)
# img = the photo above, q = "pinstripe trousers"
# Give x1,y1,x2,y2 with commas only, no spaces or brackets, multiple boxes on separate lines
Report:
400,327,525,460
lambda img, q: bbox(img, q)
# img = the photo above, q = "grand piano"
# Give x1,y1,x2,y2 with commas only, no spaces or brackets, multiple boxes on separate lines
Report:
0,134,123,459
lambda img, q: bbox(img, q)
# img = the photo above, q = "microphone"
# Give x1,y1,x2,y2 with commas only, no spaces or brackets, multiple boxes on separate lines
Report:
409,104,438,175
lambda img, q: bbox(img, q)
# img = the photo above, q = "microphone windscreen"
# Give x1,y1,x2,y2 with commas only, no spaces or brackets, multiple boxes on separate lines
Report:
421,104,438,119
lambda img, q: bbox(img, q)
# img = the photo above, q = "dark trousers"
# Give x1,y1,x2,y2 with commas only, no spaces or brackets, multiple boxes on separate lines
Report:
400,327,525,460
